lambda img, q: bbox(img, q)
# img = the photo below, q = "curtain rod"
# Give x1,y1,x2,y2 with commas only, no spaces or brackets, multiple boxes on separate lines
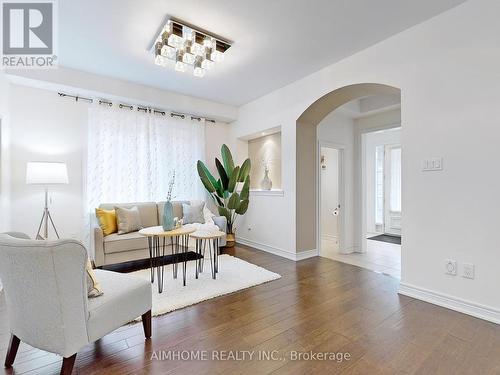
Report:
57,92,217,124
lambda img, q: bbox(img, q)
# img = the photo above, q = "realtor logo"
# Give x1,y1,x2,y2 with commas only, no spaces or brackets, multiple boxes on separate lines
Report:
1,0,57,68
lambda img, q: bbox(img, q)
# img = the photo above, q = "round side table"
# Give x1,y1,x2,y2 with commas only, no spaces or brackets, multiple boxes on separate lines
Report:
139,225,196,293
190,230,225,280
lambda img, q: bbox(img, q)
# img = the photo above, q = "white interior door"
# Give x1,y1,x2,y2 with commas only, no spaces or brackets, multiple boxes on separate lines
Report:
384,145,402,236
319,146,342,256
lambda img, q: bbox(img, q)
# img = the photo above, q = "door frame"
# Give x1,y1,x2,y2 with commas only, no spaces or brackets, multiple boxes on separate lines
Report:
317,141,346,256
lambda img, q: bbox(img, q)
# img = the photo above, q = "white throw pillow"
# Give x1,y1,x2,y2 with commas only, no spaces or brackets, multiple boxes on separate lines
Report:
190,200,216,224
183,202,205,224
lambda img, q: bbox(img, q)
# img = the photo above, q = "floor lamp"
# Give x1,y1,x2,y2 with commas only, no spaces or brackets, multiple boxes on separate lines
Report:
26,162,69,240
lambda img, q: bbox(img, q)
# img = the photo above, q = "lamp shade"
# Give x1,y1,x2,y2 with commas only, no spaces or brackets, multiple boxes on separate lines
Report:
26,162,69,184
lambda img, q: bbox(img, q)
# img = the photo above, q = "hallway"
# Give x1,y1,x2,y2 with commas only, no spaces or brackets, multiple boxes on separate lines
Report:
320,238,401,279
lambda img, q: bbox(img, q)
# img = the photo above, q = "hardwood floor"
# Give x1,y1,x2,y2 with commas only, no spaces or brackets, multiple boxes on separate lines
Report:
2,245,500,374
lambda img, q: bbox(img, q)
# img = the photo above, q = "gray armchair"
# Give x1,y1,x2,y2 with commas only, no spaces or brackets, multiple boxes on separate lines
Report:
0,233,152,375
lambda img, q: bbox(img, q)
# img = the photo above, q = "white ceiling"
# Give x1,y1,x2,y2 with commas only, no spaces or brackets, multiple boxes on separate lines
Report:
59,0,466,106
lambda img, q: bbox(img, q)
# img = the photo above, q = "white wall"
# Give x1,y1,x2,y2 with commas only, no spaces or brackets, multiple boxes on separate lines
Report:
2,82,232,242
230,0,500,316
0,73,11,232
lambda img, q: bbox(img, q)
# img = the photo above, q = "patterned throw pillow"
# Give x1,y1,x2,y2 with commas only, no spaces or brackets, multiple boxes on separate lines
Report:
115,206,143,234
182,202,205,224
86,259,103,298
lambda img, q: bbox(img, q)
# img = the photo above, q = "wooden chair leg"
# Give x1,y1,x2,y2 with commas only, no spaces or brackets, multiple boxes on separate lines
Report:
142,310,152,339
4,334,20,368
60,353,77,375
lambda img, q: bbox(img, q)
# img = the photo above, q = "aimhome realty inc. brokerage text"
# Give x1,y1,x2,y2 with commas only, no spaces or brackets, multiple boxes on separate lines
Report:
150,350,352,362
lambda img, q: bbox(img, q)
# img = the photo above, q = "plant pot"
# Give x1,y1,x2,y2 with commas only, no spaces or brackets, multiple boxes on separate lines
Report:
225,233,236,248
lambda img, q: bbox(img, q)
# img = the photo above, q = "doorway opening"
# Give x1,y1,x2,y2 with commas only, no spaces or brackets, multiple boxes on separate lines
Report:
363,127,402,278
298,83,402,279
319,144,343,259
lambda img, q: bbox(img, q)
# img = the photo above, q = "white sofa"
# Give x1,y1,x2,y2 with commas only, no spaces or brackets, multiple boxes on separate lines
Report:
94,201,227,267
0,232,152,375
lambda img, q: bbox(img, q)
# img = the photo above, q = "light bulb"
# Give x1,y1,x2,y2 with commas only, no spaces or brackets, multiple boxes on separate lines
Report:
161,44,176,59
191,42,205,56
210,50,224,62
201,58,214,70
175,60,186,72
203,37,213,48
183,27,194,41
155,55,168,67
168,34,184,49
193,67,205,77
182,53,195,65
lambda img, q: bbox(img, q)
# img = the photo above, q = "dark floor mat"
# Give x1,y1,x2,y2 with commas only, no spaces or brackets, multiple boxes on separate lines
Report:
368,234,401,245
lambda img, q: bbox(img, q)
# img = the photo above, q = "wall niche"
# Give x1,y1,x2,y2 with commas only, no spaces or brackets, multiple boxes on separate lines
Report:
245,128,282,191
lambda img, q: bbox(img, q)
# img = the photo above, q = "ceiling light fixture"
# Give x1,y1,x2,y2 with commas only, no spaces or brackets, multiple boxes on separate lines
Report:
153,17,231,77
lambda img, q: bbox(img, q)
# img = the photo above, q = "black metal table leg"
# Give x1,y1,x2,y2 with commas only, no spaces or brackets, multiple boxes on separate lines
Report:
195,238,199,279
182,235,187,286
201,240,206,273
215,238,219,274
157,236,166,293
173,236,178,279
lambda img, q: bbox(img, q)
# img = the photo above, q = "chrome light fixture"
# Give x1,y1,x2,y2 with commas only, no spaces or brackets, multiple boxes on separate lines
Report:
153,18,231,77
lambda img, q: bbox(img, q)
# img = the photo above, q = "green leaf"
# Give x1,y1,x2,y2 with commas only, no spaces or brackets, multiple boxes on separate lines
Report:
214,194,224,207
238,158,251,182
197,161,216,193
236,199,249,215
214,179,224,198
217,206,231,222
221,144,235,177
228,192,240,209
215,158,229,190
228,166,240,193
240,176,250,201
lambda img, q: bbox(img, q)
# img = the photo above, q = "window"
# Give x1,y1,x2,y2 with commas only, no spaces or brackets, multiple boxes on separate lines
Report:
374,145,384,225
389,147,402,212
86,105,206,209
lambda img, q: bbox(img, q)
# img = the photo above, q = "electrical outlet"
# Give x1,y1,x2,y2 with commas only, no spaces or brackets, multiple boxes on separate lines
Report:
462,263,475,279
445,259,457,275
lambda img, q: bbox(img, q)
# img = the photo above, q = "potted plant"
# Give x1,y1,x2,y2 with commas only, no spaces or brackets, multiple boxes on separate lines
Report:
197,144,251,247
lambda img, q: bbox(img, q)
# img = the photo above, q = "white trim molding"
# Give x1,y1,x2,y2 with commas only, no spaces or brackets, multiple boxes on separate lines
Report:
236,237,318,261
399,283,500,325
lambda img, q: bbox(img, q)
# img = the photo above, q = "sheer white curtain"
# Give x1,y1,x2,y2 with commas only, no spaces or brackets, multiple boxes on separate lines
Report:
84,105,206,248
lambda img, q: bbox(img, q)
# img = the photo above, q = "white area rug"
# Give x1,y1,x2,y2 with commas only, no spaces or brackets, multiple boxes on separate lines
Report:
130,255,281,317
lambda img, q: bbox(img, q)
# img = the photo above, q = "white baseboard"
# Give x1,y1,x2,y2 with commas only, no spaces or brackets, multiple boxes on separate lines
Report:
399,282,500,325
321,234,338,241
236,237,318,261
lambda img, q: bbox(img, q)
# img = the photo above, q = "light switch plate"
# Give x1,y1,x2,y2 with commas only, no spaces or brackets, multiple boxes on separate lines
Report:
422,157,443,171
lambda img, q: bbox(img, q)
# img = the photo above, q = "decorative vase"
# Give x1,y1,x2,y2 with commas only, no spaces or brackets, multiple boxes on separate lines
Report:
162,201,175,231
225,233,235,248
260,168,272,190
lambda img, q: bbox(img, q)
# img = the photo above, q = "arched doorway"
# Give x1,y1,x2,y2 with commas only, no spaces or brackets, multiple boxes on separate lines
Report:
296,83,401,258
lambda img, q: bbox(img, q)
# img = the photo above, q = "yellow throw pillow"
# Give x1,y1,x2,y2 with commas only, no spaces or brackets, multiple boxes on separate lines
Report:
86,259,103,298
95,208,117,236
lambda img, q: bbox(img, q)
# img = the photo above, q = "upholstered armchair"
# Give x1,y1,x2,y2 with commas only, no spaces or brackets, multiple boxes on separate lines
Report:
0,233,152,375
